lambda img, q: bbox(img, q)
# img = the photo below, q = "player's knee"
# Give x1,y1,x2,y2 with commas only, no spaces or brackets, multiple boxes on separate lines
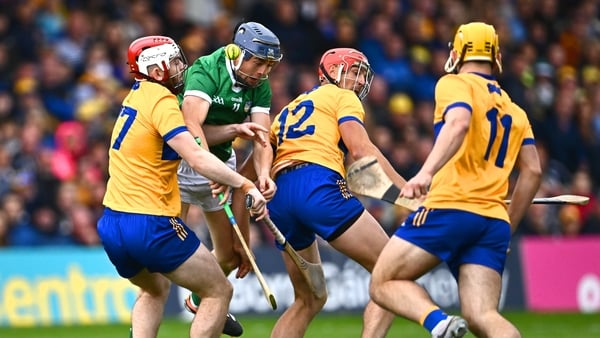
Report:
220,279,234,300
369,269,381,286
368,272,385,302
217,256,240,275
301,292,327,313
206,278,233,302
141,278,171,300
368,281,382,305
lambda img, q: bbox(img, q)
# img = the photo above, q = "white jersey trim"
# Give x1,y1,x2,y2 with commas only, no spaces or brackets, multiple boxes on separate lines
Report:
184,90,212,104
251,106,270,115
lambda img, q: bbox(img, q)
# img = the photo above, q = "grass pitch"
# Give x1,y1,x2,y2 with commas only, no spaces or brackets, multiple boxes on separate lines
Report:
0,311,598,337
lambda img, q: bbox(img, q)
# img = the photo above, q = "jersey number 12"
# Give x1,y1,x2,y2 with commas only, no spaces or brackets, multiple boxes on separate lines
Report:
276,100,315,145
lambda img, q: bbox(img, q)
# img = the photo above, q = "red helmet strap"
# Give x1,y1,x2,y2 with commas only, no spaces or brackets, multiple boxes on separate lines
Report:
319,63,337,84
160,60,170,82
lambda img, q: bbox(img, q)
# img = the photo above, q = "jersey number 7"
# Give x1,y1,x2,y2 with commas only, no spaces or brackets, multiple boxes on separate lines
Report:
112,106,137,150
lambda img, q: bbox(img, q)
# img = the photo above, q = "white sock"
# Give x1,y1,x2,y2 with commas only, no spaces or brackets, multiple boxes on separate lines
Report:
431,316,452,336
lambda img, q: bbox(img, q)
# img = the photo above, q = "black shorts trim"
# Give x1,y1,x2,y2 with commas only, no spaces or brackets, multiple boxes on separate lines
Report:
325,209,364,242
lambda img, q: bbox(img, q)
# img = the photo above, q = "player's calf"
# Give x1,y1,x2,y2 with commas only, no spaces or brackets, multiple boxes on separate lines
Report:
184,293,244,337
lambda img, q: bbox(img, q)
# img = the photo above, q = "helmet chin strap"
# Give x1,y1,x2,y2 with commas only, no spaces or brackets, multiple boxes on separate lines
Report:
232,52,270,88
238,70,266,81
167,68,186,94
444,45,468,74
227,52,248,87
160,61,170,81
319,63,337,84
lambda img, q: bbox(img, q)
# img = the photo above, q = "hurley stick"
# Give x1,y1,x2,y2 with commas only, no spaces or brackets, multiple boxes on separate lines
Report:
346,156,421,211
245,195,327,299
506,194,590,205
220,193,277,310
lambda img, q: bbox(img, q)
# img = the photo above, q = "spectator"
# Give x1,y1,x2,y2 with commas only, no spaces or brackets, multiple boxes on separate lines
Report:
0,209,8,246
68,203,100,245
558,204,583,237
540,84,587,174
582,198,600,234
570,168,597,223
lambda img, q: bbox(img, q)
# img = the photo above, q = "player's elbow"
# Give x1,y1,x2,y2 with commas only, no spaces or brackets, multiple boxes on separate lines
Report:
181,99,195,117
530,162,542,178
526,163,543,183
521,160,542,189
184,149,210,174
347,142,378,161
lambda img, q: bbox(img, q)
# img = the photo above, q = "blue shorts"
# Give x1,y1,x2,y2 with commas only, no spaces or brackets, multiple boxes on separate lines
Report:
268,163,364,250
97,208,201,278
394,207,511,278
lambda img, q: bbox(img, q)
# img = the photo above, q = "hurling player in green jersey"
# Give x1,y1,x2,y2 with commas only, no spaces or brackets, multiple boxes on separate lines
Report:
176,22,282,335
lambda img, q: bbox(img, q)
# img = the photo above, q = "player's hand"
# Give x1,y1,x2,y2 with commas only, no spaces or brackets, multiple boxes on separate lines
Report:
210,181,230,204
256,175,277,201
235,122,268,147
232,236,253,278
400,172,432,199
245,188,267,220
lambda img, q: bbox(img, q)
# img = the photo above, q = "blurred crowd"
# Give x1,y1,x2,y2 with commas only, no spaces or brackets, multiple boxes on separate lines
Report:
0,0,598,249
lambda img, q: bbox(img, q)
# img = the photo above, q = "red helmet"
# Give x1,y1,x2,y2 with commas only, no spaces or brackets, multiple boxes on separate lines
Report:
127,36,186,77
318,48,374,100
127,35,188,94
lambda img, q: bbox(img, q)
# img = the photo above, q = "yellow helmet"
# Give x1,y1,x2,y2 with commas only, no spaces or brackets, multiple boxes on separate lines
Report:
444,22,502,73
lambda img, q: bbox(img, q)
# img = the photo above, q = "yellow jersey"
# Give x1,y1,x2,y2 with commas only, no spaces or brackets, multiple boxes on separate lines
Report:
270,84,364,177
424,72,535,222
103,80,187,216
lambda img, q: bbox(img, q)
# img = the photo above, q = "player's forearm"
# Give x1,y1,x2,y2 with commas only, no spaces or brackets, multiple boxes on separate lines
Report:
508,170,542,234
252,142,273,177
189,129,208,150
183,122,209,150
203,124,238,146
348,142,407,188
375,148,407,188
188,148,255,193
420,120,467,176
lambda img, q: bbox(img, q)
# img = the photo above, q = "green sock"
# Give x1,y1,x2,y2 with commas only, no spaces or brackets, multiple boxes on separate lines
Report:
191,293,201,306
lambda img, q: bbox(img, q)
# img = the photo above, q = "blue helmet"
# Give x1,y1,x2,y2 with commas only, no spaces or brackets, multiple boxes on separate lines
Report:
233,22,282,62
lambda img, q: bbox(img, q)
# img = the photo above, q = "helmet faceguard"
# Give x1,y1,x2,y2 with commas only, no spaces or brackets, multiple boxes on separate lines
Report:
127,35,188,94
230,22,282,88
318,48,374,100
444,22,502,74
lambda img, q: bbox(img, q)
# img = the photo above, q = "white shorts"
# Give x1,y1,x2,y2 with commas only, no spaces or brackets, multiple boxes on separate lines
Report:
177,152,236,212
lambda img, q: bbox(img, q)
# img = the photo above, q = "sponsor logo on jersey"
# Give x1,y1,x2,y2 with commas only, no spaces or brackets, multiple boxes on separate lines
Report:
213,96,224,105
244,101,252,113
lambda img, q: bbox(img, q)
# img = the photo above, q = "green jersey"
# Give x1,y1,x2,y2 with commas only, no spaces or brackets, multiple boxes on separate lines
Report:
179,47,272,161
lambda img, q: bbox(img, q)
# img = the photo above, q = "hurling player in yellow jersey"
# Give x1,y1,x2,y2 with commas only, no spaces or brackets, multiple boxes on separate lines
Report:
370,22,542,338
96,36,267,338
268,48,408,338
